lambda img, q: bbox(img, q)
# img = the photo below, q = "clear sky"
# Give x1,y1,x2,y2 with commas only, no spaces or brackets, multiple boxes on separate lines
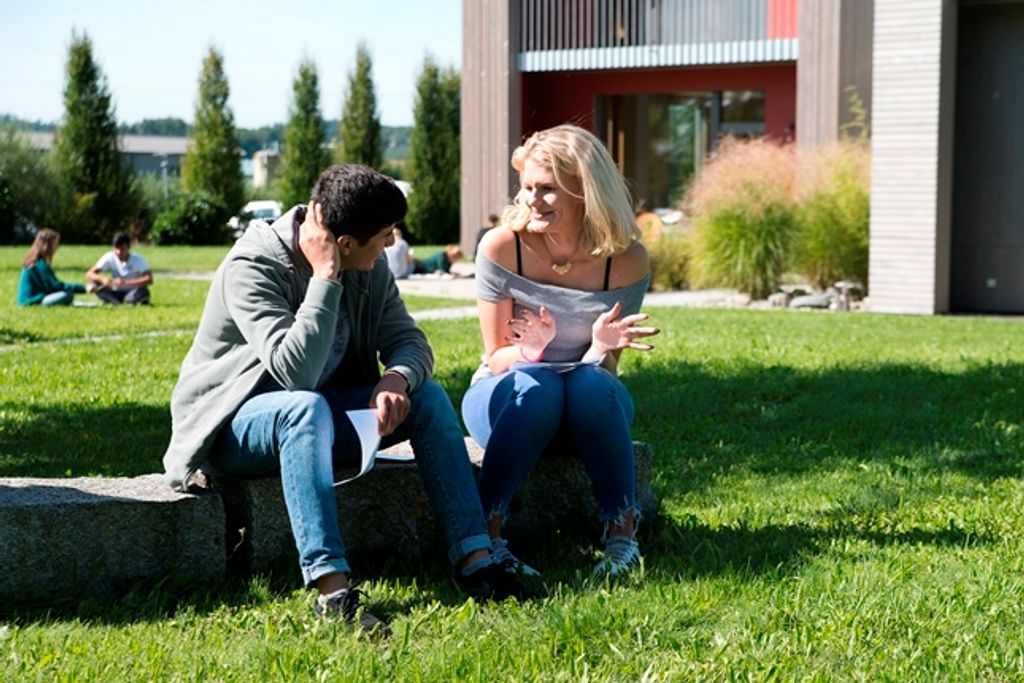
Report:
0,0,462,128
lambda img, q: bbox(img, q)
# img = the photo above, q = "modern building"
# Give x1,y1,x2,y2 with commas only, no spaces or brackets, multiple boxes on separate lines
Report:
251,149,281,189
27,131,189,176
462,0,1023,314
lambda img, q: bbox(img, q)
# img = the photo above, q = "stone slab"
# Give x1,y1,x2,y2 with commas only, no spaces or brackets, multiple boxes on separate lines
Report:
223,439,656,574
0,474,225,606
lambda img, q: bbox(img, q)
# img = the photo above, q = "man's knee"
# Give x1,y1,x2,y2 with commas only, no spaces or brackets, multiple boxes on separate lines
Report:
281,391,333,431
125,287,150,304
409,379,457,417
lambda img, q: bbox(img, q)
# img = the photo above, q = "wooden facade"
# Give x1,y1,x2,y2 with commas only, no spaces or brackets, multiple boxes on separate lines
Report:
796,0,874,146
461,0,522,251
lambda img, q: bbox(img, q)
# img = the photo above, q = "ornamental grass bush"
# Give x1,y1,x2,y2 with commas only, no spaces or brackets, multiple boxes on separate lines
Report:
684,137,798,300
793,140,871,290
648,231,693,291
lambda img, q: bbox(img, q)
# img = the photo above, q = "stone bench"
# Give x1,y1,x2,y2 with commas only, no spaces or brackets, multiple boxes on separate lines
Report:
0,439,655,607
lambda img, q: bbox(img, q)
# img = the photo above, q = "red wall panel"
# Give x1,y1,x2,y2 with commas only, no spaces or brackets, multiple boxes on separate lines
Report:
768,0,799,39
520,63,797,140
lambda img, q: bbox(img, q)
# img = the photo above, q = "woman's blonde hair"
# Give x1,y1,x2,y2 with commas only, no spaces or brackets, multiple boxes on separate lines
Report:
22,228,61,268
502,124,639,257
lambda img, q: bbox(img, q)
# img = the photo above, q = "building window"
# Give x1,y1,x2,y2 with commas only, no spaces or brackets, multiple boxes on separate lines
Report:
597,90,765,209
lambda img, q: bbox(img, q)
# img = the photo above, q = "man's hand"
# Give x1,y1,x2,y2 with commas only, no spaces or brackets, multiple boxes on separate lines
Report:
369,372,410,437
299,202,341,280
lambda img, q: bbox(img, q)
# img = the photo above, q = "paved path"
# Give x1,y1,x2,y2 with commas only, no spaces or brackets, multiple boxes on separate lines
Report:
161,270,738,320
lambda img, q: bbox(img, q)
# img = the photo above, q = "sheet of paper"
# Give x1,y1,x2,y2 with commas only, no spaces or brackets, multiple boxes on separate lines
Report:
336,409,382,485
376,452,415,462
509,357,603,374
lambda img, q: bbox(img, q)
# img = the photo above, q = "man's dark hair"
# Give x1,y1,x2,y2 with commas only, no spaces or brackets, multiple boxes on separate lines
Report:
112,232,131,248
311,164,407,244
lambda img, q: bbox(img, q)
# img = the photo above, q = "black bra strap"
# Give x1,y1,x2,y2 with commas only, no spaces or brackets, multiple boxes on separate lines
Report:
514,232,523,275
603,257,612,291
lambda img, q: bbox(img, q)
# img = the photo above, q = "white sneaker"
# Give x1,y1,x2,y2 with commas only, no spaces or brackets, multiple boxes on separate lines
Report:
593,536,641,577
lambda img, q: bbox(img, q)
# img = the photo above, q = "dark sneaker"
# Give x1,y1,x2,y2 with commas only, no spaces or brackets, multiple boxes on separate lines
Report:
455,560,535,601
491,537,541,577
314,588,390,637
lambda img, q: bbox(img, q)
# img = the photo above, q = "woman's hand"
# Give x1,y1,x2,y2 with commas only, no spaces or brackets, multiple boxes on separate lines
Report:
585,301,659,361
505,306,556,362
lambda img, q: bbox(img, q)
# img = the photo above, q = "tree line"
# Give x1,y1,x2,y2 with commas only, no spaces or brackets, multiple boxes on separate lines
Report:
0,33,459,245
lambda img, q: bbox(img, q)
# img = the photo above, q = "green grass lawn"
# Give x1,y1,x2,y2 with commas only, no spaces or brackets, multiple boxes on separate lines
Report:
3,274,1024,679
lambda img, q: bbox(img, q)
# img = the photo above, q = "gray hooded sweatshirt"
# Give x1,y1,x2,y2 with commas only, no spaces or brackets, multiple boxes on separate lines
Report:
162,206,432,491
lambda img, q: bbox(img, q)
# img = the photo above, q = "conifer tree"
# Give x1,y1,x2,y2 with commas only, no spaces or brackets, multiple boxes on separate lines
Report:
335,43,382,168
183,47,244,216
406,57,460,243
276,59,329,208
52,31,138,242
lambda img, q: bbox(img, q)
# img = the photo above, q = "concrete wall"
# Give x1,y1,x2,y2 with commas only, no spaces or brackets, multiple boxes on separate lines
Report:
868,0,957,314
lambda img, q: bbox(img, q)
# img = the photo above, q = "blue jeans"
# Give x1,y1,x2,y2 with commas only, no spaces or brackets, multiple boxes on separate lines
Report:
208,380,491,588
41,291,74,306
461,364,638,525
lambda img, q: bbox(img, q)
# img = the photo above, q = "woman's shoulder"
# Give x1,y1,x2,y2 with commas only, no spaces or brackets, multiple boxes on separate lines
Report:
478,226,519,272
611,240,649,289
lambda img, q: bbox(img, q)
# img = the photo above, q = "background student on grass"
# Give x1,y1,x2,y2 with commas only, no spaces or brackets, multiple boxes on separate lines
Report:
17,228,88,306
413,244,463,275
162,164,528,636
462,124,659,578
86,232,153,305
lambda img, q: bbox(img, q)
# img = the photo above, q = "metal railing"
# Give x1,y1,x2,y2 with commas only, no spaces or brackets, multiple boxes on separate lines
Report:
517,0,798,71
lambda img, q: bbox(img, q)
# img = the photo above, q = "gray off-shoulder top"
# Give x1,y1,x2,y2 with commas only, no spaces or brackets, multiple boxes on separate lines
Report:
472,252,650,380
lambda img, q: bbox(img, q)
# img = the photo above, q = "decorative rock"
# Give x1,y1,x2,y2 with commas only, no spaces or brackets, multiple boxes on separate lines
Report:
0,474,225,606
767,292,791,308
789,293,833,309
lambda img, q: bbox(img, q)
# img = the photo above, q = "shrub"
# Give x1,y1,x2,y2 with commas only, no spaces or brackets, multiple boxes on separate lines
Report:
0,126,63,244
684,137,798,299
136,173,183,240
793,141,870,290
150,190,230,245
648,231,692,291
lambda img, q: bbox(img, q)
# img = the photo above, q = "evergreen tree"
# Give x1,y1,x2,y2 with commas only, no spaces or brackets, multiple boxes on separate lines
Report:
335,43,382,168
52,31,138,243
406,57,460,243
276,59,329,208
183,47,244,217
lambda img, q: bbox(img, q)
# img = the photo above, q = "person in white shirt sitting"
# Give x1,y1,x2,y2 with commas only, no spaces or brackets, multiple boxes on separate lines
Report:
86,232,153,305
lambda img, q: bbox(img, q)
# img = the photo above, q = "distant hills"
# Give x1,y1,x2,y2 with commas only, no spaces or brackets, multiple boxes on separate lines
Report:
0,114,411,161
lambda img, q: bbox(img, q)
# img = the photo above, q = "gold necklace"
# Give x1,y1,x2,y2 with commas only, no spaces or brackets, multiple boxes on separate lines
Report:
543,237,577,275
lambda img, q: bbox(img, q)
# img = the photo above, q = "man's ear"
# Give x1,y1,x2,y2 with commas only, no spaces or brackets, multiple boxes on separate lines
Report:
337,235,352,255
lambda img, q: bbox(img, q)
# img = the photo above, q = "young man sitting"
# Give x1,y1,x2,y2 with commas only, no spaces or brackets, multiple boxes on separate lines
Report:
86,232,153,305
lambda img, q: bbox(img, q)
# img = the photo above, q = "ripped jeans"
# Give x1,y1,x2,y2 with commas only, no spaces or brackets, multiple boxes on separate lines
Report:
461,363,638,527
207,380,491,588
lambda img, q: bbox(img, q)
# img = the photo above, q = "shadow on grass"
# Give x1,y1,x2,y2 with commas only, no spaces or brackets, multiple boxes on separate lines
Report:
640,512,993,581
0,326,42,345
3,358,1022,622
624,359,1024,493
0,403,169,477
